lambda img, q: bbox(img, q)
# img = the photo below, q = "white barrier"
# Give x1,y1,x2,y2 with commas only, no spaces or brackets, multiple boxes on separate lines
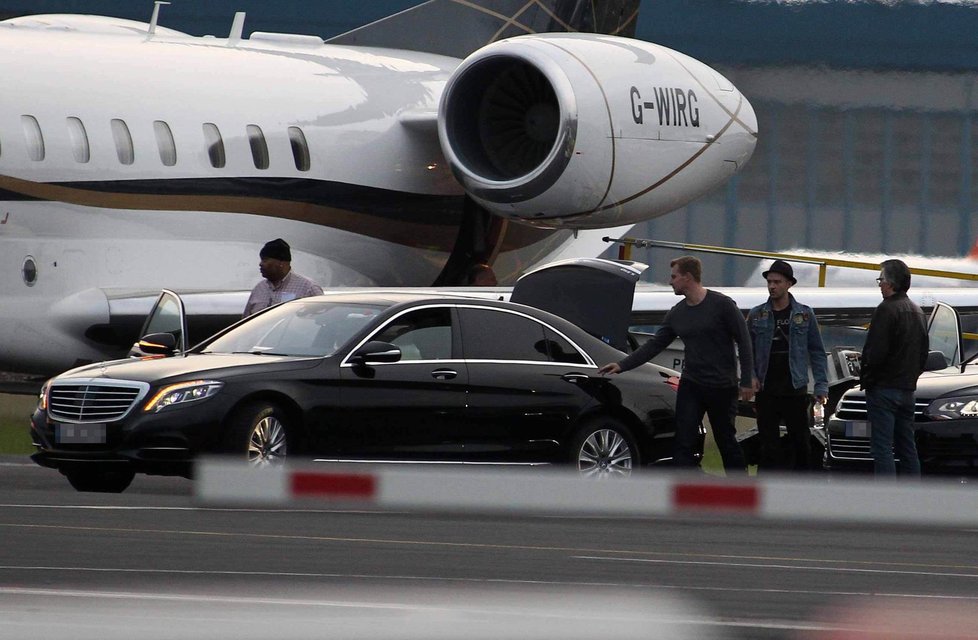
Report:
195,459,978,526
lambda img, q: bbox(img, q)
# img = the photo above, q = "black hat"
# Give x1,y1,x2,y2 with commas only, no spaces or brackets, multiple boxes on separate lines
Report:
762,259,796,285
260,238,291,262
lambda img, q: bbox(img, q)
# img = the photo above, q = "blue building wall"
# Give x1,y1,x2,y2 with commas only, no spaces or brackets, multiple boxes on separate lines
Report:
639,0,978,72
9,0,977,71
633,2,978,284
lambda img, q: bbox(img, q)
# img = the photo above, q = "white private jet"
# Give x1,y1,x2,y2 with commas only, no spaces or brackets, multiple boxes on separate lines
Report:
0,0,757,376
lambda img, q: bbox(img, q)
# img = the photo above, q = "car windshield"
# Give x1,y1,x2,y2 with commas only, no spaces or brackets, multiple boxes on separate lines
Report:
201,301,387,357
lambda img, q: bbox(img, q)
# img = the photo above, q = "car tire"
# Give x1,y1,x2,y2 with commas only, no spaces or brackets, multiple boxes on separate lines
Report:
568,417,640,477
64,469,135,493
222,402,290,466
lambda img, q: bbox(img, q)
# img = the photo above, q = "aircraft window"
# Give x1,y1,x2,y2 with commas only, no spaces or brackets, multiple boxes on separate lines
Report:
20,115,44,161
247,124,269,170
203,123,225,168
111,119,134,165
288,126,310,171
66,117,90,163
22,256,37,287
153,120,177,167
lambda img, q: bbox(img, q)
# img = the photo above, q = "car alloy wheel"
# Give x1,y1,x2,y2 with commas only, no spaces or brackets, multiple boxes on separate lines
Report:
223,402,290,466
247,415,288,466
571,419,638,478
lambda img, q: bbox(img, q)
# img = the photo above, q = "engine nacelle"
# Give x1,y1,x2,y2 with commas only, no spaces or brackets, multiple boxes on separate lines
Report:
438,34,757,229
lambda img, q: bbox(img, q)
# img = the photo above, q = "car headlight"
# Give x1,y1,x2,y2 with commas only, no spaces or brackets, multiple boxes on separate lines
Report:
926,395,978,420
144,380,223,413
37,379,52,412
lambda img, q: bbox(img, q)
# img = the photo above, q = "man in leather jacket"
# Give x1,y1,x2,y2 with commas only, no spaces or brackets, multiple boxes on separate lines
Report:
860,259,929,476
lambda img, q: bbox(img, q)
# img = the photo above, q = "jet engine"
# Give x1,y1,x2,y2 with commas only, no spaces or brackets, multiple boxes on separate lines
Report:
438,34,758,229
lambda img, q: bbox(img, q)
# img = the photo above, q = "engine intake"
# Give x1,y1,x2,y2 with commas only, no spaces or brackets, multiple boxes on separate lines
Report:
438,34,758,229
440,48,575,203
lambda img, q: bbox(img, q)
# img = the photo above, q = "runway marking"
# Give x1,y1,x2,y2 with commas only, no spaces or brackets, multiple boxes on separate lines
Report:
2,583,978,619
0,586,850,634
0,586,491,611
573,555,978,579
3,520,978,572
8,561,978,592
0,504,383,513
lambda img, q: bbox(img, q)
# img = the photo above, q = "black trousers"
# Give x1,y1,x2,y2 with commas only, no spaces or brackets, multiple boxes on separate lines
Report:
675,378,745,472
756,391,811,471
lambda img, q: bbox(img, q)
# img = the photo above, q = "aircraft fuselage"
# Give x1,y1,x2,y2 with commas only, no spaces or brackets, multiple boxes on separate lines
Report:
0,12,757,374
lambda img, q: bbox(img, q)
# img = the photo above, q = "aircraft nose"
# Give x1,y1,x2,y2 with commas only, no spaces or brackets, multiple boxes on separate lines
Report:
724,89,758,171
735,94,757,168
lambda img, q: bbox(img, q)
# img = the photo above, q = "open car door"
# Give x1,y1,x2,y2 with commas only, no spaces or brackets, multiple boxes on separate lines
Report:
927,301,963,371
127,289,188,358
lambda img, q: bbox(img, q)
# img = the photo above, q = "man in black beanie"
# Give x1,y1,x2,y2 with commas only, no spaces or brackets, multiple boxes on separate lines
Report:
243,238,323,316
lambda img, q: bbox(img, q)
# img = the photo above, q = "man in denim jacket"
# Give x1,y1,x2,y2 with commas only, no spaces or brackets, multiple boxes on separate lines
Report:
747,260,828,471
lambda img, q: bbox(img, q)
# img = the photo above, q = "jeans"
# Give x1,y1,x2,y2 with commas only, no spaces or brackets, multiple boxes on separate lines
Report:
675,379,745,472
756,391,811,471
866,387,920,477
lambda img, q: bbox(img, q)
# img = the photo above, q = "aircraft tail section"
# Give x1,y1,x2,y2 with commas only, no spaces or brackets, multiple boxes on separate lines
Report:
326,0,641,58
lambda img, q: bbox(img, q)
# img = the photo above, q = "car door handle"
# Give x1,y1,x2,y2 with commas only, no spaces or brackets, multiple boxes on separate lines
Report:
561,373,590,384
431,368,458,380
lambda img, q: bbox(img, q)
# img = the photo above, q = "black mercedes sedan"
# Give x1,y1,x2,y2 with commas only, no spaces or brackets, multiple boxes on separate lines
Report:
30,291,687,492
824,301,978,474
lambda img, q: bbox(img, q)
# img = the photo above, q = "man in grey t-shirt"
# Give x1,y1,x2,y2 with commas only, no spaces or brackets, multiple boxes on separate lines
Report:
599,256,754,472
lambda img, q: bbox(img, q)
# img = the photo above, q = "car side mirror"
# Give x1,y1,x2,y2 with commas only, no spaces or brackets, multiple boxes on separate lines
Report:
349,341,401,365
130,332,179,357
924,350,949,372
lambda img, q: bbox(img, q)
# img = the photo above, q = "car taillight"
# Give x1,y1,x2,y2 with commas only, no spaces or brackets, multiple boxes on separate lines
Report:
664,375,680,392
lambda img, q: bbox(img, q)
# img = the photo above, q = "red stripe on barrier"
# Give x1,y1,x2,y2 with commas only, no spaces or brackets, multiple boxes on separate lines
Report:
290,471,376,499
672,483,759,513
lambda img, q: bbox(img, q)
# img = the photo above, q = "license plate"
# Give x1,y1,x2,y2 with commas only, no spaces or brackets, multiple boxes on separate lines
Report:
55,423,107,444
844,421,870,438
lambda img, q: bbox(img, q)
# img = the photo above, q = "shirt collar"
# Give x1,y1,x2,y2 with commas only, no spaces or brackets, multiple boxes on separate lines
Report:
269,270,293,291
